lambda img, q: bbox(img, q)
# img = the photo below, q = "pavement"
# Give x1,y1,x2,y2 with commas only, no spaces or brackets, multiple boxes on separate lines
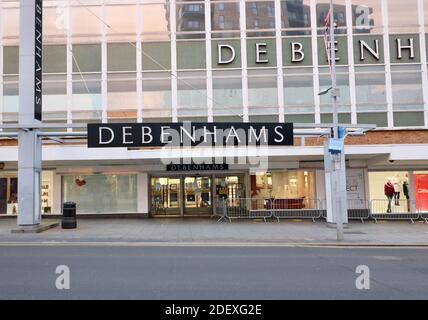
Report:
1,217,428,246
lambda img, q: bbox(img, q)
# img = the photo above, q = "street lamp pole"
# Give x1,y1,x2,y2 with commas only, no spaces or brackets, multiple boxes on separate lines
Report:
329,0,344,241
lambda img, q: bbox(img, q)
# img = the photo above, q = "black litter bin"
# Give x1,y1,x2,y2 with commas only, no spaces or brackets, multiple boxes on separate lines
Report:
62,202,77,229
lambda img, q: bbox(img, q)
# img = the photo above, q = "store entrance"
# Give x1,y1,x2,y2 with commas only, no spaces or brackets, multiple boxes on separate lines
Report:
184,176,212,215
150,174,246,217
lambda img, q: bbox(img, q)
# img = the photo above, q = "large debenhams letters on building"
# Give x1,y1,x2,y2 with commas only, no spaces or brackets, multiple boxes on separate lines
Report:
87,123,294,148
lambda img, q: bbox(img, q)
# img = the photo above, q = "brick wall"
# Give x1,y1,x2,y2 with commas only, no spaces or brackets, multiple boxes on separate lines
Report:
295,130,428,147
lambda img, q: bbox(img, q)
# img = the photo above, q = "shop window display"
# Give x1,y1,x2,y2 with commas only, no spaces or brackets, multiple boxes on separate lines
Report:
414,171,428,212
368,171,410,213
250,171,316,209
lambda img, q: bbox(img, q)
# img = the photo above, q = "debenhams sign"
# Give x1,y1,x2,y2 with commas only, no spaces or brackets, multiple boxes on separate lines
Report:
87,123,294,148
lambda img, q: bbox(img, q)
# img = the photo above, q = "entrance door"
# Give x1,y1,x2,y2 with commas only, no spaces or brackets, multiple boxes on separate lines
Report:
184,176,212,215
151,177,181,216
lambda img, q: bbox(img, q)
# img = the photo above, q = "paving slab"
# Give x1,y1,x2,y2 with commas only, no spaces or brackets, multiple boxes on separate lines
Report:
1,218,428,245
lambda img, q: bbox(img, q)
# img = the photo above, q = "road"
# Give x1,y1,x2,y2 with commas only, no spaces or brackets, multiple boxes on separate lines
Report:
1,244,428,300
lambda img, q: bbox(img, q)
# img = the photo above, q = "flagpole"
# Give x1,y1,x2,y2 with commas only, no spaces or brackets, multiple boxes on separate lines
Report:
329,0,344,241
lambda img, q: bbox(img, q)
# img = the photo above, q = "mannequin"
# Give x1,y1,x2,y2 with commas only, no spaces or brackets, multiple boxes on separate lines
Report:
403,176,410,212
393,176,401,206
384,178,395,213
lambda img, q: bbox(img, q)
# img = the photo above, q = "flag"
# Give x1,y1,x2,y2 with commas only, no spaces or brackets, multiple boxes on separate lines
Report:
323,9,333,74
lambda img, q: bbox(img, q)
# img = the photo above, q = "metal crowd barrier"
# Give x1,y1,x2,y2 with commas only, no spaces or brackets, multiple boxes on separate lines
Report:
347,199,371,223
270,198,322,222
370,199,420,223
417,199,428,223
214,197,428,224
216,198,324,222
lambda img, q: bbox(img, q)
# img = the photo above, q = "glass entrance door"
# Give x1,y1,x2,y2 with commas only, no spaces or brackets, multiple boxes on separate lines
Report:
184,176,212,215
151,177,181,216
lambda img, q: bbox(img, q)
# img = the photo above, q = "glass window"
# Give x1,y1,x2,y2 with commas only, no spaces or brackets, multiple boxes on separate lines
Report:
1,7,19,45
62,174,138,214
388,0,419,33
72,74,103,120
142,72,172,118
251,171,317,208
3,76,19,114
355,66,387,111
3,46,19,75
319,69,351,112
71,5,102,43
105,4,137,42
316,0,347,34
281,0,311,34
414,171,428,211
176,3,205,36
177,71,207,117
43,74,67,116
425,0,428,32
213,71,243,117
284,71,314,113
351,0,383,34
43,6,68,43
107,43,136,72
246,1,275,30
141,4,171,40
368,171,410,213
0,173,18,215
72,44,102,73
248,72,278,116
43,45,67,74
391,70,424,110
211,2,240,31
107,73,137,118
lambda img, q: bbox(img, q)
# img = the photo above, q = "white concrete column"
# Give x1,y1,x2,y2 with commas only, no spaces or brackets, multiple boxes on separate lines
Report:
274,0,284,123
240,0,249,122
18,0,43,227
136,0,143,123
53,173,62,215
170,0,178,122
205,0,213,122
409,171,416,213
310,0,321,123
381,0,394,128
101,4,108,123
137,173,149,214
315,170,326,209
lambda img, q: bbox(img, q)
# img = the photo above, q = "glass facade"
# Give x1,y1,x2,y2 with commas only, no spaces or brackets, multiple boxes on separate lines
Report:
62,174,138,214
1,0,428,128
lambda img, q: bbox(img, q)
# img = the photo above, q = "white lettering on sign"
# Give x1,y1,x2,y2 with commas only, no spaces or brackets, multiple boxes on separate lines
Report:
99,127,114,145
291,42,305,62
255,43,269,63
218,44,236,64
122,126,133,144
397,38,415,59
249,126,267,144
359,40,380,61
142,127,153,144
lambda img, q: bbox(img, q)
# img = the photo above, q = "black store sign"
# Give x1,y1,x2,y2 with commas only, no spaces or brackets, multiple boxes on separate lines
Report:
87,123,294,148
34,0,43,121
167,164,229,172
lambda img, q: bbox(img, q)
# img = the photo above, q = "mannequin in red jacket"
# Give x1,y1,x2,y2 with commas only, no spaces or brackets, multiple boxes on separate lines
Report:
384,179,395,213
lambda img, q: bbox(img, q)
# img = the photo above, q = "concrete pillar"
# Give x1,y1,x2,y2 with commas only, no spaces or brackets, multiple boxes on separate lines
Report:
17,0,43,227
53,173,62,215
18,130,42,225
137,173,149,214
409,171,416,213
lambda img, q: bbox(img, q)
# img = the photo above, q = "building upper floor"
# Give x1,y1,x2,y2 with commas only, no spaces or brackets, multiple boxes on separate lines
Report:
0,0,428,129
